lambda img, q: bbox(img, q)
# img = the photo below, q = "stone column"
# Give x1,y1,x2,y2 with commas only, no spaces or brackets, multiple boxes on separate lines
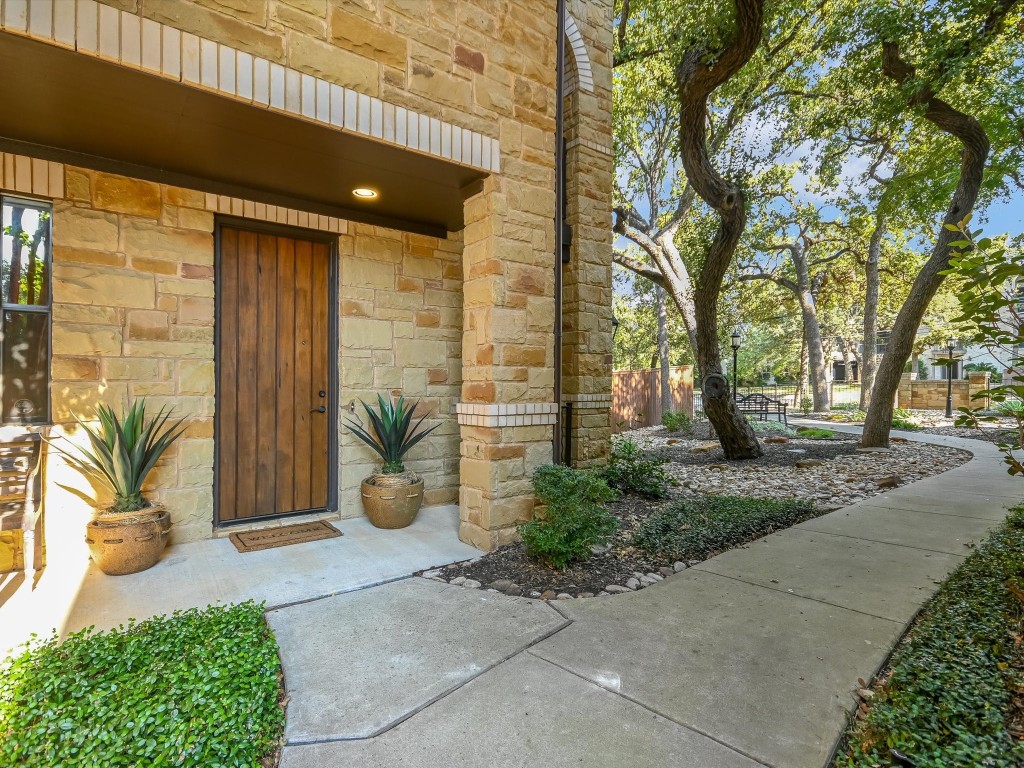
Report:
967,371,992,409
457,173,557,551
559,6,614,467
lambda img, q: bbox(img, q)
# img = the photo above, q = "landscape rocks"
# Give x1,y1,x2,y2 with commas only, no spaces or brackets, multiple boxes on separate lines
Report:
876,475,901,489
796,459,827,468
764,436,790,444
629,425,968,511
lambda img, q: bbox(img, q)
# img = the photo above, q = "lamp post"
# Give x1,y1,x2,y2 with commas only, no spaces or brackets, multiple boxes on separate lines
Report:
731,330,741,401
944,338,956,418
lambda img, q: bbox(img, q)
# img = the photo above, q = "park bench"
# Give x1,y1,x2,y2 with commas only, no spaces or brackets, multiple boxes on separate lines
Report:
0,433,46,573
736,393,789,427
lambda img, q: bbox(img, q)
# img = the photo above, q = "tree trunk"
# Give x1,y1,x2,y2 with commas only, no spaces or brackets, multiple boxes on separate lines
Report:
859,215,884,410
794,334,808,408
674,0,764,460
798,292,830,412
657,286,672,416
862,42,991,447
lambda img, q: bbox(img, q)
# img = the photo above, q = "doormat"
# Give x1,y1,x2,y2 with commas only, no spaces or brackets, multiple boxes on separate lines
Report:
229,520,342,553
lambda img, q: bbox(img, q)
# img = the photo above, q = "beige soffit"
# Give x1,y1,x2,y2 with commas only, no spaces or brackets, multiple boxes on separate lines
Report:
0,0,501,173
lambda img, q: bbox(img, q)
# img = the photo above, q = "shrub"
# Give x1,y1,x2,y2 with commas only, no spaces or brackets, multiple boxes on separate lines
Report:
599,439,673,498
633,495,817,560
996,399,1024,417
837,507,1024,768
661,410,692,433
747,419,796,436
892,407,913,420
518,465,618,569
795,427,835,439
0,602,283,768
891,417,920,431
800,396,813,414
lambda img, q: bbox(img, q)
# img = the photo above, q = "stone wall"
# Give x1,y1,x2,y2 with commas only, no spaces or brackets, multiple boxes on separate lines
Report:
14,162,462,543
897,371,991,411
561,0,614,467
19,0,615,550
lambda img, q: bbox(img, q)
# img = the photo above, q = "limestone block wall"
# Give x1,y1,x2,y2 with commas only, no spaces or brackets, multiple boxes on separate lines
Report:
20,0,616,550
337,225,463,513
4,160,462,543
897,371,991,411
561,0,614,466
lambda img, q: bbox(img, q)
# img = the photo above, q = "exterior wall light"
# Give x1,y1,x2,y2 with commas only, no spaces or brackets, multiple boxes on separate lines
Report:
352,188,378,199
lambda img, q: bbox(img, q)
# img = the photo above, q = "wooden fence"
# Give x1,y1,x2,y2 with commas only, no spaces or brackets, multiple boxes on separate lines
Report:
611,366,694,432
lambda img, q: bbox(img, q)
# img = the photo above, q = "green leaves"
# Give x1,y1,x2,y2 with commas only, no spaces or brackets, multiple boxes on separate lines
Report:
837,507,1024,768
634,495,818,560
0,602,284,767
49,400,187,513
597,439,674,498
342,394,440,474
518,466,619,569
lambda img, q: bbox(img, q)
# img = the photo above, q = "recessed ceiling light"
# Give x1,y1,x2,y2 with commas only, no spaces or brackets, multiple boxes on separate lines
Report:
352,187,378,199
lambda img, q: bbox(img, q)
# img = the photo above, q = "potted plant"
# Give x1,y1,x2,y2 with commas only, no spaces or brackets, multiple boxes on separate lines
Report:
344,395,439,529
54,400,186,575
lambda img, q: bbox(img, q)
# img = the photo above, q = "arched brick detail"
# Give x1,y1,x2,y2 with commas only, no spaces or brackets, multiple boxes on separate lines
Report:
564,11,595,94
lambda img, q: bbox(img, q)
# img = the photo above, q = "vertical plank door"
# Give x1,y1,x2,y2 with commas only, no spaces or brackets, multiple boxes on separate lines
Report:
217,226,331,522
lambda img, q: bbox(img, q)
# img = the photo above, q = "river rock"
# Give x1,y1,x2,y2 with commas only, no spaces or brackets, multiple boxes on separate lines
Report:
795,459,826,468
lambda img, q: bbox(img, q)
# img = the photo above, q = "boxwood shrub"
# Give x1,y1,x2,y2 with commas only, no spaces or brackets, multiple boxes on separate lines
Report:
837,506,1024,768
633,495,818,560
519,465,618,568
598,438,673,499
0,601,284,767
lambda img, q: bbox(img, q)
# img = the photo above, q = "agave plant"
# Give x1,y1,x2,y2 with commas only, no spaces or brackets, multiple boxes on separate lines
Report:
344,395,439,475
55,400,187,514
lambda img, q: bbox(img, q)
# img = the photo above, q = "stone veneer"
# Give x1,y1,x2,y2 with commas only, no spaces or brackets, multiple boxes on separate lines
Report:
32,163,461,543
897,371,991,412
1,0,615,550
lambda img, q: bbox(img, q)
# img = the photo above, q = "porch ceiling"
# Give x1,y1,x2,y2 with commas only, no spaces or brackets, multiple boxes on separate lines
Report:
0,32,486,237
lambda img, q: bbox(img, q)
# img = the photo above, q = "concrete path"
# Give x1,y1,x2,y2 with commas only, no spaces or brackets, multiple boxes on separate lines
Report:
1,504,478,656
277,429,1019,768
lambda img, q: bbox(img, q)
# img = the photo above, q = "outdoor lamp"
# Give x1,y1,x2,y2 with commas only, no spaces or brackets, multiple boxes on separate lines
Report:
612,314,620,340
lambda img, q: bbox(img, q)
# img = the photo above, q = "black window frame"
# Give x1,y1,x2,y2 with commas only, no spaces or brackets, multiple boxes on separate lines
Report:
1,194,53,425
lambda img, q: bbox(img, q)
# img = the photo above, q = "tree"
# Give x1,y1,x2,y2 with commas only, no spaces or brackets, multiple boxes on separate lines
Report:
835,0,1024,446
945,224,1024,473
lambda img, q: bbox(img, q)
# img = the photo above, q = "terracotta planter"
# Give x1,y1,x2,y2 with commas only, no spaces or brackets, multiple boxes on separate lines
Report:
86,506,170,576
360,475,424,529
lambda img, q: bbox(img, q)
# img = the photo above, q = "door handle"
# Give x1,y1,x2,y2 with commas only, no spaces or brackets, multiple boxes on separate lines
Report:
311,405,326,413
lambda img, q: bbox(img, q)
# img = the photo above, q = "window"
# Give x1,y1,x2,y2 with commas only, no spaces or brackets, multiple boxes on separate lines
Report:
1,197,51,424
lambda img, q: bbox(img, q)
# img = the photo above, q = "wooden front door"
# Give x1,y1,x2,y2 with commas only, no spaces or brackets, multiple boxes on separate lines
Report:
216,225,333,523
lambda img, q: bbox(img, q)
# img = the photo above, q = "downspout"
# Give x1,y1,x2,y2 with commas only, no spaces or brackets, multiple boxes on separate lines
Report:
553,0,566,464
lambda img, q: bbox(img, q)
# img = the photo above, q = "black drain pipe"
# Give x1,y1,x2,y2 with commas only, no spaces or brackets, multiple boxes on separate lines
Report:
553,0,566,464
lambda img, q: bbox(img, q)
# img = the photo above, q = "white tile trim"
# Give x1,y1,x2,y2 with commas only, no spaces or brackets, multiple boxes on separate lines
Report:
454,402,559,427
2,0,500,174
563,11,594,95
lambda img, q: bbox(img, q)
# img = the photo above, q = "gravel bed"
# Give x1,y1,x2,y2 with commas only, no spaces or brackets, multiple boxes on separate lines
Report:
420,427,971,600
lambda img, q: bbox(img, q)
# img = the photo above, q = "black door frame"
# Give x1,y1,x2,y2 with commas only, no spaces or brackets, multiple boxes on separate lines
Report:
213,216,339,527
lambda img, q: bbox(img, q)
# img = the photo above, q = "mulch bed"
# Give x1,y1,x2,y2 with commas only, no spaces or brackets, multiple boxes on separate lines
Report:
420,492,825,598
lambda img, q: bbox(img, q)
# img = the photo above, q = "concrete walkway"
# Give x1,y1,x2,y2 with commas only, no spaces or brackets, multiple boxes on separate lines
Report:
276,429,1020,768
0,504,479,656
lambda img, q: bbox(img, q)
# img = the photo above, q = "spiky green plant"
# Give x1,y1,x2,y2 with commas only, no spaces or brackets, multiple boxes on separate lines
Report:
54,400,186,514
343,395,439,474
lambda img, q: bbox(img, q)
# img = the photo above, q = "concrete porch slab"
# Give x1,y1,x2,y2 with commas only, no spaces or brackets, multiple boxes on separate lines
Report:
693,528,964,622
278,653,763,768
531,570,904,768
795,504,999,555
268,579,567,742
2,504,479,656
